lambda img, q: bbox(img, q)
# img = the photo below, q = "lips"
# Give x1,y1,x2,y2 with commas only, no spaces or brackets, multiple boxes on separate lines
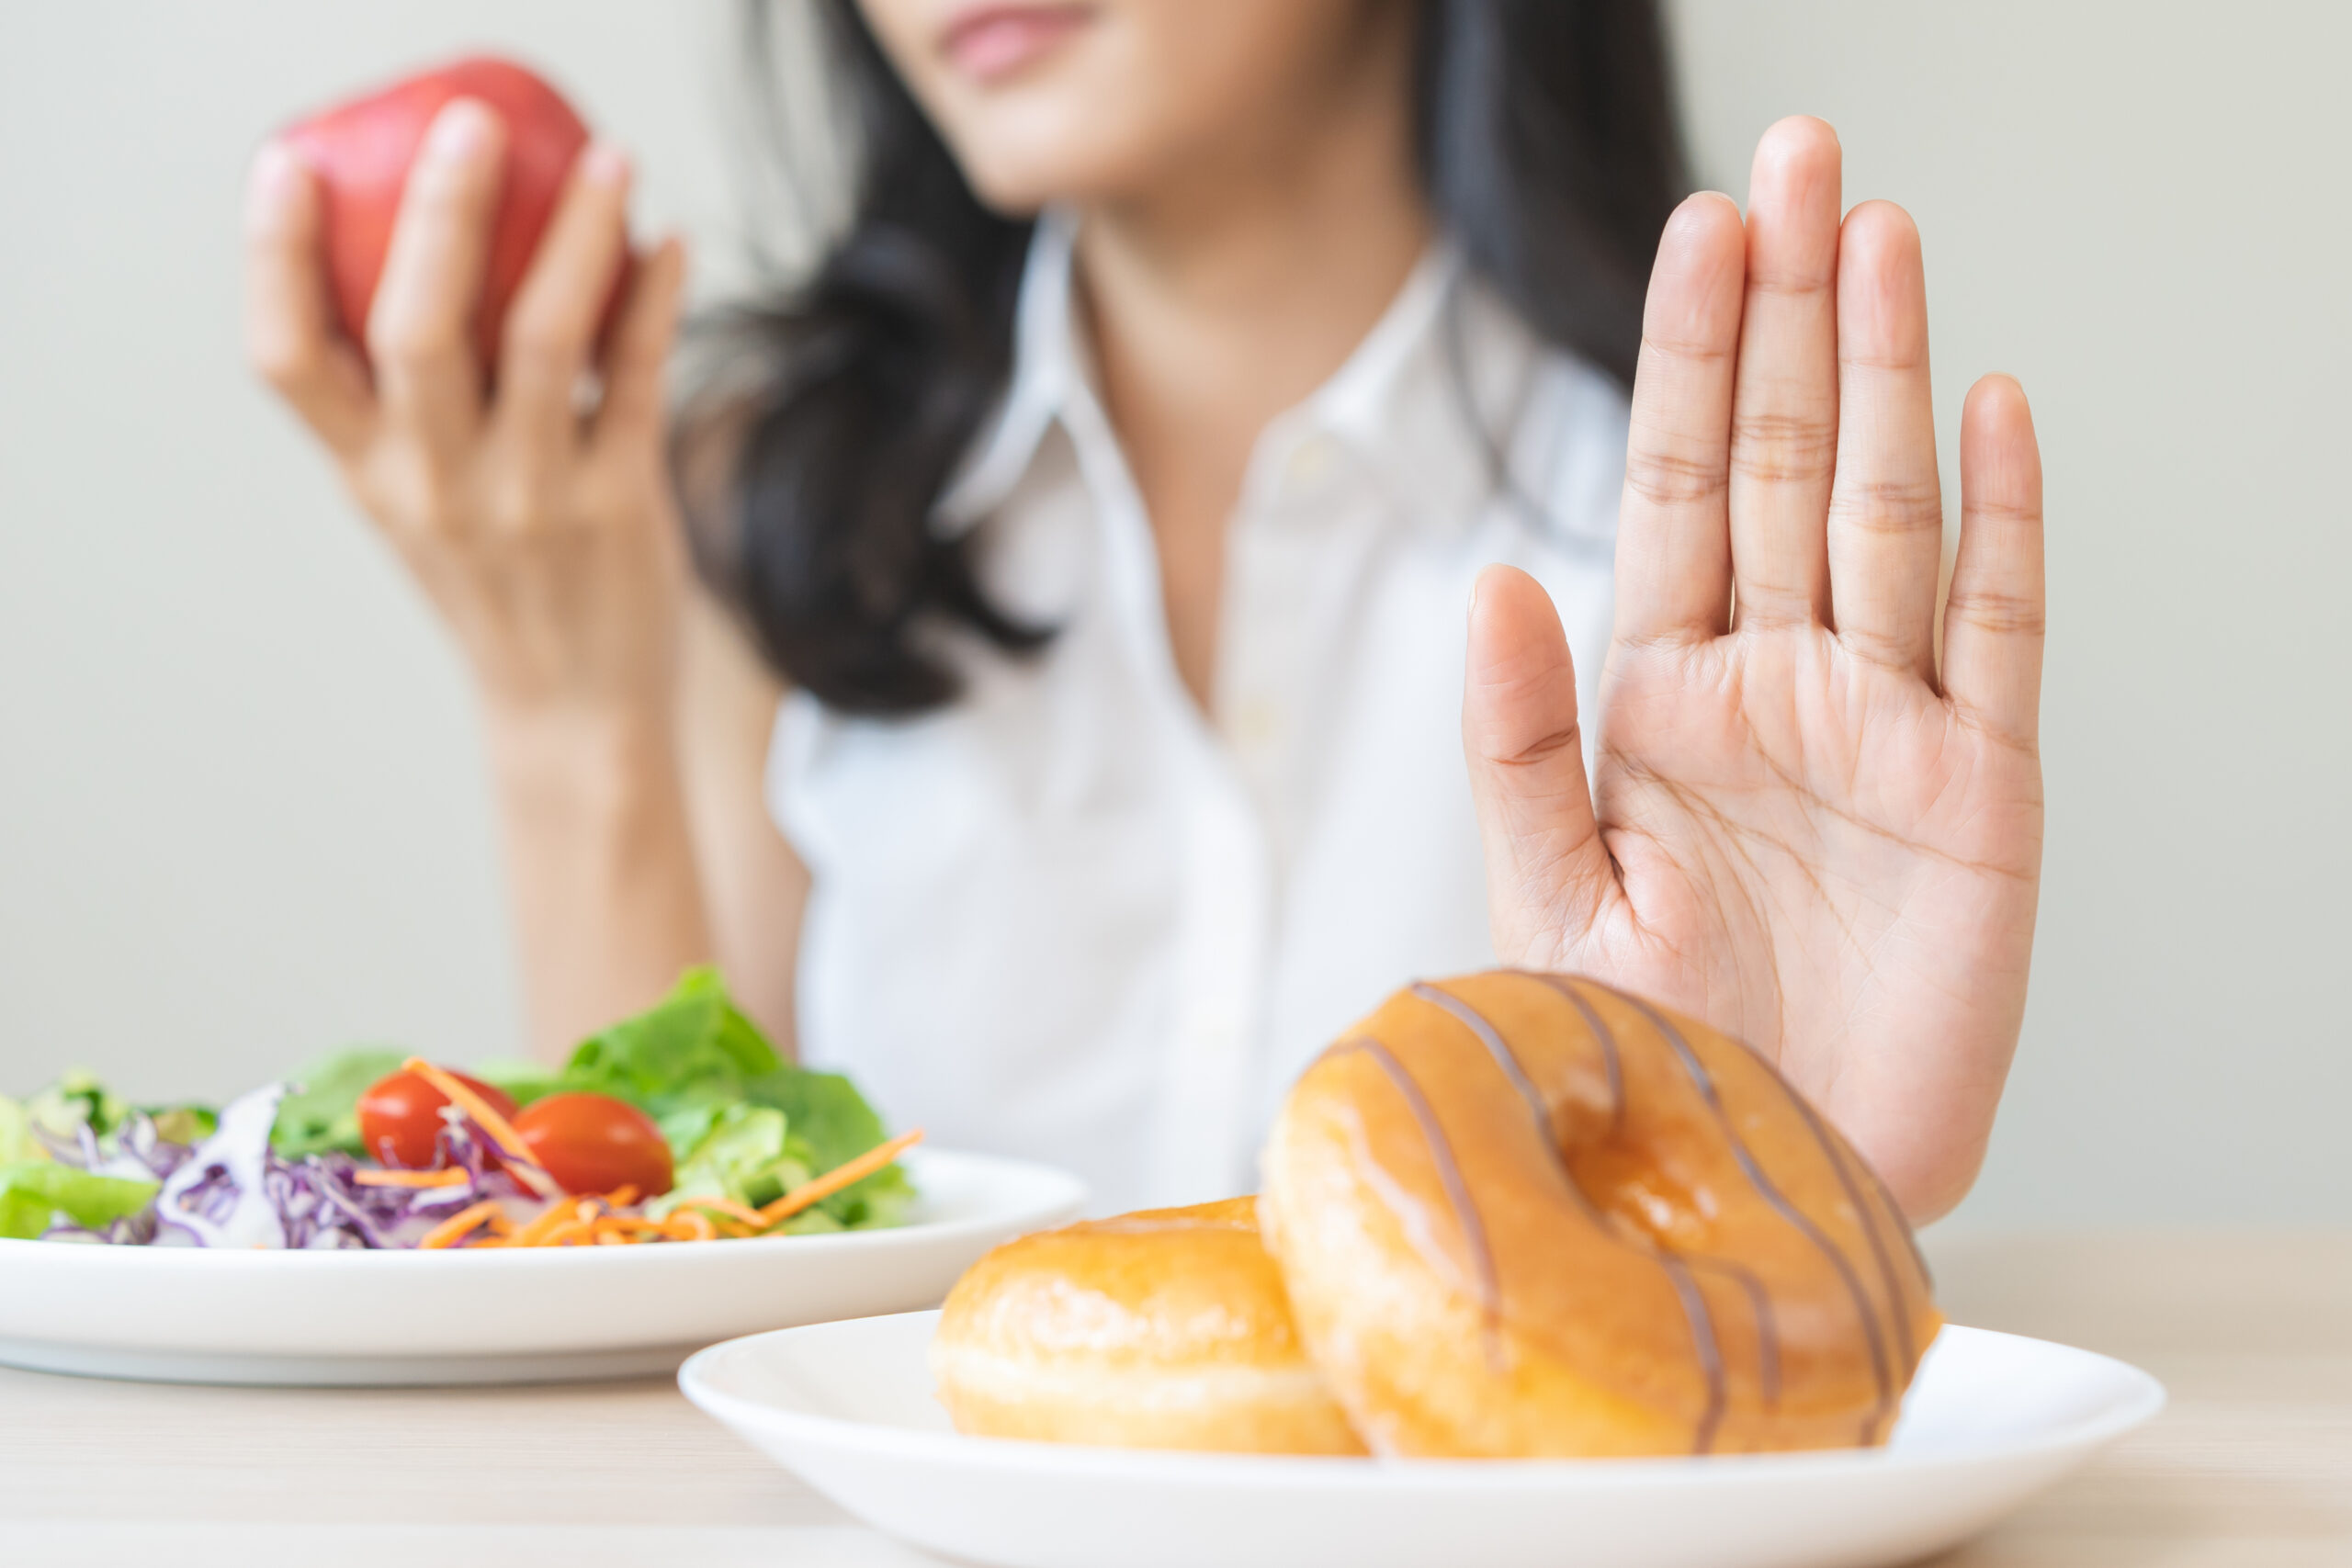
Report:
940,4,1094,84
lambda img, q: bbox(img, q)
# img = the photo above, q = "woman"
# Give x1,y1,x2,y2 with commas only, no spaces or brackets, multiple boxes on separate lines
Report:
243,0,2044,1222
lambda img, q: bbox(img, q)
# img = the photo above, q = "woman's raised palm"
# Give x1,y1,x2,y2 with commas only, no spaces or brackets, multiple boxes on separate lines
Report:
1464,118,2046,1222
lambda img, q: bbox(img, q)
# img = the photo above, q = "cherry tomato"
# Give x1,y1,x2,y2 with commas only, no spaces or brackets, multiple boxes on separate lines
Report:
356,1067,519,1169
513,1092,673,1198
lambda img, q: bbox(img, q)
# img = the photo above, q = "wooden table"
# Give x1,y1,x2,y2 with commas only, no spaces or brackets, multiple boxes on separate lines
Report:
2,1232,2345,1566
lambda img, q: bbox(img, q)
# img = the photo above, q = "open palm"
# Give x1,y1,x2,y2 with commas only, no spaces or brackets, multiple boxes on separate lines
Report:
1464,118,2046,1222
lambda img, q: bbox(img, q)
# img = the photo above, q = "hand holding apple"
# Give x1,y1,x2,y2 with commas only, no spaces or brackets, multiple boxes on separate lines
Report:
244,56,688,720
284,55,625,369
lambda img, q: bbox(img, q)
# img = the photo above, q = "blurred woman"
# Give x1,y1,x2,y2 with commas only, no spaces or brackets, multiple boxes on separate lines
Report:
245,1,2046,1217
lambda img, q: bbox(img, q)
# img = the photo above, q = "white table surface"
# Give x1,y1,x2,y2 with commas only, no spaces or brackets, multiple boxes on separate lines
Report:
3,1230,2346,1567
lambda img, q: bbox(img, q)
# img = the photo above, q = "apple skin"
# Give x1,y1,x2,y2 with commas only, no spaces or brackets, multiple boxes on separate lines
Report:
285,55,624,371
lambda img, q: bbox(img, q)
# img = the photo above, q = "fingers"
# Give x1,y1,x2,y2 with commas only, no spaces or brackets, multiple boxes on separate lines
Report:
494,141,634,447
1727,116,1843,630
1942,376,2044,745
243,141,376,455
368,98,504,457
1612,192,1743,647
594,234,688,448
1826,201,1943,679
1463,566,1616,963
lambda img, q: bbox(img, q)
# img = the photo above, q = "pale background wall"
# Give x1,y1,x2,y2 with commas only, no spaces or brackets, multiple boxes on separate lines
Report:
2,2,2345,1226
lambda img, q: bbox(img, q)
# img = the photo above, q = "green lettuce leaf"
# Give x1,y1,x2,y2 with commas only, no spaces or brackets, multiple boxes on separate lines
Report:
814,1154,915,1229
560,967,782,1120
269,1048,408,1157
649,1104,815,1219
0,1162,158,1240
26,1071,130,1142
560,969,914,1230
742,1066,913,1226
7,1078,212,1159
146,1105,218,1145
0,1096,40,1165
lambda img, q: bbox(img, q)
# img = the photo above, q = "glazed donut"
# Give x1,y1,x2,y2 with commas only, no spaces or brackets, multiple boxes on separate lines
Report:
1259,971,1940,1458
931,1198,1365,1454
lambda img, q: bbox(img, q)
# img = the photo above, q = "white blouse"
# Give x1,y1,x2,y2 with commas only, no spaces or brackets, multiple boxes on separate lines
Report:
769,211,1627,1213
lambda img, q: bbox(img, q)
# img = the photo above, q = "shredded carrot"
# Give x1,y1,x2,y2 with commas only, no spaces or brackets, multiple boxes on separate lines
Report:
401,1057,562,1201
593,1215,668,1235
535,1218,596,1247
354,1168,470,1189
502,1203,576,1248
672,1196,769,1229
401,1131,921,1249
759,1129,924,1224
418,1200,505,1250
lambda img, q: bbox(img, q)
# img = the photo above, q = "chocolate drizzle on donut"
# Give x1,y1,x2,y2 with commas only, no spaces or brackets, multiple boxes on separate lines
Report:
1409,980,1733,1453
1652,1253,1727,1453
1685,1258,1781,1411
1848,1136,1936,1292
1662,1001,1929,1356
1332,1036,1504,1337
1786,1094,1918,1438
1412,984,1549,1129
1604,988,1899,1443
1525,973,1627,1137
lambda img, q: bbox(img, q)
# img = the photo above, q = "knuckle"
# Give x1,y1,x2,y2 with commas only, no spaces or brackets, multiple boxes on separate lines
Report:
366,308,465,370
1624,443,1727,508
1964,496,2042,527
1839,345,1928,374
1640,327,1733,367
246,328,312,390
1837,623,1923,673
483,468,554,535
501,312,582,382
1730,410,1838,486
1833,479,1944,538
1946,585,2045,637
371,457,467,536
1744,265,1833,300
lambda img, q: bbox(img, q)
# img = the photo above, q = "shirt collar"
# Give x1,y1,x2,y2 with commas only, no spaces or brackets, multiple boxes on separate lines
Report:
934,207,1532,538
934,208,1085,537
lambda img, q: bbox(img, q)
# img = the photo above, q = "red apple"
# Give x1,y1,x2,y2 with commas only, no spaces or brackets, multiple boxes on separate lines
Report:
284,55,625,371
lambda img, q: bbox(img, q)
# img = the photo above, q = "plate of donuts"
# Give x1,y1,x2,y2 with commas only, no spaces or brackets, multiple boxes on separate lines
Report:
683,973,2164,1567
683,1310,2163,1568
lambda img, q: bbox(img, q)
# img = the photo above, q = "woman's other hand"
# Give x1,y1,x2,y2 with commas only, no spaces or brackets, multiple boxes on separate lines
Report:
243,97,691,725
1463,117,2046,1223
243,96,722,1055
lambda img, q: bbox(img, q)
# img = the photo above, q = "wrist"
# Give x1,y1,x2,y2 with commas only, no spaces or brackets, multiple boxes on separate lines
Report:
482,697,683,824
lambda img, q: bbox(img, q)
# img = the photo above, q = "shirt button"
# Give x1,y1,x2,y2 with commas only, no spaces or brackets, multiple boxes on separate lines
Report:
1286,434,1341,489
1233,697,1281,749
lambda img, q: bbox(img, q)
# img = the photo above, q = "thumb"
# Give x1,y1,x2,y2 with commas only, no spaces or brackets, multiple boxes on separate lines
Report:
1463,564,1615,964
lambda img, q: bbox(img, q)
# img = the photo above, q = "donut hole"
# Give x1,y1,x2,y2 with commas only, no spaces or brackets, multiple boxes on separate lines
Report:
1559,1134,1723,1258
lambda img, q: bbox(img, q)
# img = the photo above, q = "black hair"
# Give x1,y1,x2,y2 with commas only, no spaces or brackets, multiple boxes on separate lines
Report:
685,0,1688,716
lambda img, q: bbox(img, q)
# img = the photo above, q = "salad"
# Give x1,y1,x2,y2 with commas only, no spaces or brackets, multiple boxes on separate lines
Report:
0,969,919,1250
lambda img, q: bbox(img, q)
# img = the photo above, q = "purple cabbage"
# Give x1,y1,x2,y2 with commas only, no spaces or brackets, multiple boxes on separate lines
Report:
58,1082,548,1250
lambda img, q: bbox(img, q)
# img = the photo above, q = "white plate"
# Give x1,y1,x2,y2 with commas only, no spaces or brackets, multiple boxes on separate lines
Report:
681,1311,2165,1568
0,1149,1083,1386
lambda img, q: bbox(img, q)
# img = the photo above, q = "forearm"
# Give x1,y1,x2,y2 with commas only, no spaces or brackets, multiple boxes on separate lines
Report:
485,702,715,1061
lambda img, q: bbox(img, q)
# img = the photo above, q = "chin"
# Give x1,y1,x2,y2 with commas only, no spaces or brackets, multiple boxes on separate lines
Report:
944,107,1156,214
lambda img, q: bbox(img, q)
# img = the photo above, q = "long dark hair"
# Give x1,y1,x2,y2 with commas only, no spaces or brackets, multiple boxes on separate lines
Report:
686,0,1687,716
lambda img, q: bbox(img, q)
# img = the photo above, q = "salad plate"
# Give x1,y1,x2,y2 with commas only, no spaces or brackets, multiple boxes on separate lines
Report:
0,1148,1084,1385
1,969,1086,1384
681,1311,2165,1568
